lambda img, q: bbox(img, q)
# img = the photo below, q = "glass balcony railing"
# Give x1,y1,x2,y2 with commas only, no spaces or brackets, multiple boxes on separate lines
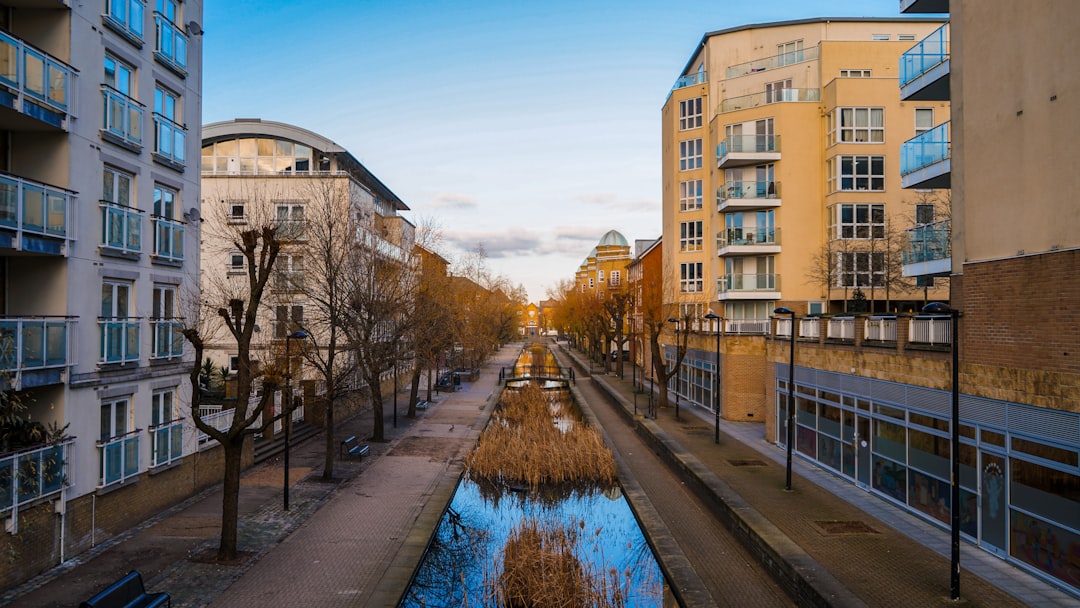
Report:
101,200,142,253
154,13,188,73
901,121,950,176
153,113,186,165
150,318,184,359
717,134,780,158
152,216,184,261
149,419,183,468
717,227,780,248
718,273,780,293
0,31,72,127
671,71,707,92
0,317,72,374
99,317,141,363
900,23,949,87
727,45,820,78
98,430,140,487
102,86,144,146
718,180,780,201
904,219,951,265
718,88,819,114
0,440,72,514
0,174,74,244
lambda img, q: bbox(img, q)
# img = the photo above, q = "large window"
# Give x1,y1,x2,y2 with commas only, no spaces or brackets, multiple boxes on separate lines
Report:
680,220,703,252
838,251,885,287
151,284,183,358
828,155,885,192
201,137,313,175
679,179,702,211
153,85,185,164
275,305,304,339
830,203,885,240
105,0,145,41
679,139,702,171
830,108,884,144
103,55,141,145
102,167,141,252
99,396,138,486
275,203,306,240
101,280,139,362
150,388,183,466
609,270,621,287
679,262,703,293
152,184,183,260
679,98,702,130
915,108,934,136
777,40,803,66
154,0,187,72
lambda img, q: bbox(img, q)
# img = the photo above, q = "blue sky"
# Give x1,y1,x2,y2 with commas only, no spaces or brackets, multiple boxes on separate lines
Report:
203,0,913,301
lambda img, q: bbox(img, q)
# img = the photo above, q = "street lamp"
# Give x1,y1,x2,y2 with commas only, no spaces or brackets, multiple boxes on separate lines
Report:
923,301,962,601
667,317,681,419
283,329,309,511
704,313,721,444
774,307,796,491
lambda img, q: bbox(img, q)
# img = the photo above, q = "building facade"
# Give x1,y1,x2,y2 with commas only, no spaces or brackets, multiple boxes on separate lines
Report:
0,0,204,588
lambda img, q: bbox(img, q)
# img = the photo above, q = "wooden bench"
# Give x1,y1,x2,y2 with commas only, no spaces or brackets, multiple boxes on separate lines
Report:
80,570,170,608
339,435,370,459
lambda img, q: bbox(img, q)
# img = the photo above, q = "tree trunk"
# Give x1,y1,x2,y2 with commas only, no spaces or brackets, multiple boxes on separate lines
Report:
408,363,422,418
322,394,335,481
368,376,385,441
217,436,244,561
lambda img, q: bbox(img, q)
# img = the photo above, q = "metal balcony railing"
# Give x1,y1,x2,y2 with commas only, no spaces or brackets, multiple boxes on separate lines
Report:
827,317,856,341
150,318,184,359
900,23,949,87
98,429,140,487
101,200,143,253
726,45,820,78
149,419,183,467
909,315,952,345
865,316,898,342
724,318,771,335
799,318,821,339
901,121,950,176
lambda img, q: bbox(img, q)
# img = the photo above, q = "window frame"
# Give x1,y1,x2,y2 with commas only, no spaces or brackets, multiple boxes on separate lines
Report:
830,203,886,240
830,107,885,145
837,251,886,288
679,179,703,211
679,97,702,130
105,0,146,43
679,262,703,293
679,139,703,171
828,155,886,192
679,220,703,252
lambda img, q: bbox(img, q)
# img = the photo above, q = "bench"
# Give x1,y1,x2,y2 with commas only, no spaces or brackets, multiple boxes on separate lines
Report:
81,570,170,608
415,400,428,410
339,435,370,459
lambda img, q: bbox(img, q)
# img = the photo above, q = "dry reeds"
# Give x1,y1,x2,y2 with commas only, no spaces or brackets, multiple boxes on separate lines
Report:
466,384,616,489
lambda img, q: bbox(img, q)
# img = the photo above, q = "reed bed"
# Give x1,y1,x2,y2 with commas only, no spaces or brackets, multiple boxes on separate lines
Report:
466,384,616,489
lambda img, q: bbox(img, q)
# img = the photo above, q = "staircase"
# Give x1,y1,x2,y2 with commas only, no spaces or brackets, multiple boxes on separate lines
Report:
253,420,322,463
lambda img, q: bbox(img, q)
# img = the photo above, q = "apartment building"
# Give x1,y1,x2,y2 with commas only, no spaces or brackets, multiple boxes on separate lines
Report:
0,0,203,587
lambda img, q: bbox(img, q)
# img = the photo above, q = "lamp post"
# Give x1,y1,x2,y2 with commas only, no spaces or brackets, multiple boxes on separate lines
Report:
667,317,681,419
632,334,638,416
923,301,962,601
774,307,796,490
283,329,309,511
704,313,721,444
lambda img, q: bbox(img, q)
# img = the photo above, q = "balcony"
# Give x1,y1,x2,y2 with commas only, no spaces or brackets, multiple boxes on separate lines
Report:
716,135,781,169
100,201,143,255
152,113,186,170
670,70,706,93
0,317,74,389
0,440,73,522
900,24,949,101
102,86,144,150
723,318,770,335
717,180,781,211
901,121,950,189
99,317,141,364
153,13,188,76
909,315,952,346
716,227,781,256
726,45,820,79
0,31,73,131
152,216,185,262
900,0,949,14
717,88,819,115
827,317,856,342
717,273,781,300
98,430,140,488
150,318,184,360
0,173,75,255
149,419,183,468
864,316,898,343
903,219,952,277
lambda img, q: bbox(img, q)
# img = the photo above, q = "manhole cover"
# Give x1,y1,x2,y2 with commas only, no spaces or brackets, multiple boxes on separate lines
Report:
728,459,767,467
813,520,879,535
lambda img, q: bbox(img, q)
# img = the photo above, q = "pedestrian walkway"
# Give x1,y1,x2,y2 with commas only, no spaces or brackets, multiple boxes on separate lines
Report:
556,342,1080,608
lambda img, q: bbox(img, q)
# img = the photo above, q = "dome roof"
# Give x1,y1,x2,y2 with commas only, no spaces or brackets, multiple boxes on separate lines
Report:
597,230,629,248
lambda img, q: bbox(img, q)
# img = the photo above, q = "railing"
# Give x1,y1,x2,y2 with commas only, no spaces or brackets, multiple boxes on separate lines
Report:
718,134,780,157
717,227,780,248
900,23,949,87
865,316,898,342
718,180,780,201
101,200,143,252
358,228,406,261
0,31,72,123
901,121,950,176
197,408,233,444
775,318,792,338
727,45,820,78
718,273,780,293
0,317,72,376
904,219,951,265
827,317,855,341
102,86,144,145
153,113,186,164
0,174,74,245
99,317,141,363
718,88,819,114
799,318,821,339
150,318,184,359
149,419,183,467
154,12,188,73
0,440,72,514
909,315,952,346
98,429,140,487
152,216,184,261
671,71,707,91
725,318,770,335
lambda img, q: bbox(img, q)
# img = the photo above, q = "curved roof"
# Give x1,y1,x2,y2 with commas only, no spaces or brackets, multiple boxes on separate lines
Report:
597,230,629,248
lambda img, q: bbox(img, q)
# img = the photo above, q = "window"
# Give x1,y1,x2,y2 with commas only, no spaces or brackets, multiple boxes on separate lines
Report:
872,34,891,41
839,69,872,78
228,201,246,223
275,254,304,291
154,0,187,72
103,56,142,144
838,251,885,287
598,269,605,282
679,98,702,130
680,262,703,293
916,203,936,225
105,0,145,41
830,203,885,239
777,40,803,66
228,252,245,272
830,108,884,144
151,284,183,358
99,396,137,486
101,280,139,362
101,167,141,252
588,277,595,289
679,180,702,211
899,34,916,41
680,220,703,252
275,203,306,239
229,355,240,371
915,108,934,135
100,398,129,441
765,79,791,104
275,305,304,339
679,139,702,171
610,270,621,286
152,184,183,261
104,55,134,96
828,155,885,192
153,85,185,164
150,388,182,466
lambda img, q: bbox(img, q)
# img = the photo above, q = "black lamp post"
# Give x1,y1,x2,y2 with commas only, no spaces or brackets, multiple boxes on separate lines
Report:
923,301,962,601
284,329,309,511
632,334,638,416
774,307,796,491
667,317,681,419
704,313,721,444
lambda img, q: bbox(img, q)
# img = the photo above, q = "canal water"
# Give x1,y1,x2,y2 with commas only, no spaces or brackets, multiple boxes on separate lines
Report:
400,345,670,607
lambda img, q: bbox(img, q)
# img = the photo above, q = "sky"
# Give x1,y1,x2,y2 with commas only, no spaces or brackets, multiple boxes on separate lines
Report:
202,0,912,302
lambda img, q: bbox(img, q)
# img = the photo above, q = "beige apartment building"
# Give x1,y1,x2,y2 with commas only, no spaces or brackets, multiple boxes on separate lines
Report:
0,0,204,588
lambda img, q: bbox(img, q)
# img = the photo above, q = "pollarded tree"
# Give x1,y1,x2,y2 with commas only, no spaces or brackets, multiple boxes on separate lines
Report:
639,266,688,412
